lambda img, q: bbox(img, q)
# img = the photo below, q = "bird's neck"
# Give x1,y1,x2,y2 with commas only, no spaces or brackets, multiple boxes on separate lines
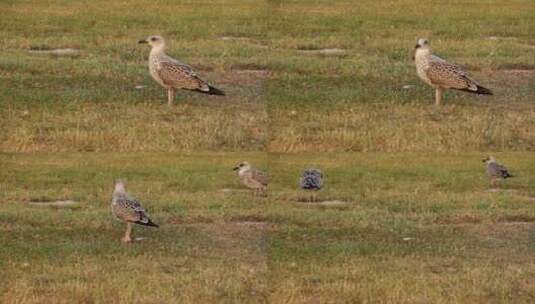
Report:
238,167,250,176
414,48,431,61
150,45,166,56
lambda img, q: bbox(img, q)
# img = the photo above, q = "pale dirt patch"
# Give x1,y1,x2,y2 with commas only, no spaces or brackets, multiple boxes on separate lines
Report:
499,69,535,87
436,214,482,225
218,36,254,42
28,48,79,55
219,68,268,87
297,48,347,56
234,221,272,230
28,200,79,207
497,214,535,223
296,200,349,207
218,188,250,193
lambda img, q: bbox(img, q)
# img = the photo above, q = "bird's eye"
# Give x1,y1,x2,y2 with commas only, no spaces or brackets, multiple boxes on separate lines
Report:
151,37,157,41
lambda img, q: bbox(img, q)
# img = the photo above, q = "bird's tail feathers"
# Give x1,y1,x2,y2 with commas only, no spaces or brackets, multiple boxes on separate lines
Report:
458,84,493,95
206,85,225,96
136,219,159,227
195,85,225,96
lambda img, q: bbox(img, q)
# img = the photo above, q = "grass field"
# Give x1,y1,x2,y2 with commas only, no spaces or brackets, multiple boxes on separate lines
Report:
1,153,534,303
1,0,534,152
266,0,535,152
0,0,268,152
2,0,535,303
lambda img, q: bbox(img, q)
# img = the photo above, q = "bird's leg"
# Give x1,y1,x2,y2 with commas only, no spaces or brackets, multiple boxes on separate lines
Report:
167,88,175,106
122,222,133,243
435,88,443,106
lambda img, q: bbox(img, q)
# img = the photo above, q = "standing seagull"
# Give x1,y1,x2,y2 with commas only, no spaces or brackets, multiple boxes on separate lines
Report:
299,168,324,202
414,38,492,105
233,161,268,196
111,180,158,243
483,156,513,188
139,35,224,106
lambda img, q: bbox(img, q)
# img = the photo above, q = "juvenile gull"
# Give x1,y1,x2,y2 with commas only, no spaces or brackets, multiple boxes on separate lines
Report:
233,161,268,196
111,180,158,243
299,168,324,202
483,156,513,188
414,38,492,105
139,35,224,106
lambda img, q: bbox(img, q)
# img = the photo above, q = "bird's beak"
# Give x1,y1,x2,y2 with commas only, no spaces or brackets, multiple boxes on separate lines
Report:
414,44,420,49
233,166,239,171
482,158,489,162
138,39,148,44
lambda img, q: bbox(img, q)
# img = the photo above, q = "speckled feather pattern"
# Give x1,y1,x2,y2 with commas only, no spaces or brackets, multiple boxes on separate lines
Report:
299,169,324,190
416,53,479,91
112,193,154,225
146,40,211,92
240,169,268,190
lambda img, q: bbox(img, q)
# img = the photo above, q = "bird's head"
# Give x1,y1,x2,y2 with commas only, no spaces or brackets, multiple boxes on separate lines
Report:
415,38,430,50
482,156,496,163
233,161,251,172
413,38,430,60
114,179,126,193
138,35,165,49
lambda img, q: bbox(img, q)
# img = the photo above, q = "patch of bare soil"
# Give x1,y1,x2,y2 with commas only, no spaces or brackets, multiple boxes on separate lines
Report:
218,36,254,42
230,215,272,230
500,69,535,86
28,200,79,208
497,215,535,223
297,48,347,56
28,48,79,55
296,200,349,207
436,214,482,225
219,68,268,86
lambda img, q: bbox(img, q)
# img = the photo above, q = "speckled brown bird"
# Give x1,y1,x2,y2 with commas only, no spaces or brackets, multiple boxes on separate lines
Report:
414,38,492,105
111,180,158,243
233,161,268,196
139,35,224,106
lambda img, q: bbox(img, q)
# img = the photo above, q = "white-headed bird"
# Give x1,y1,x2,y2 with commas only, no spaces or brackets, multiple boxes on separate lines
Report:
111,180,158,243
414,38,492,105
139,35,224,106
233,161,268,196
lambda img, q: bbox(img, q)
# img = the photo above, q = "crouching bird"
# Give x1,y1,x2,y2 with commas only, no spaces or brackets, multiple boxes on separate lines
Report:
111,180,158,243
139,35,225,106
299,168,324,202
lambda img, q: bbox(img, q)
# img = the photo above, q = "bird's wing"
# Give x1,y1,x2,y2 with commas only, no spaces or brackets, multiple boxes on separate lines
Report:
487,162,510,177
115,195,151,224
251,169,269,186
426,57,479,91
157,60,210,91
495,163,511,176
